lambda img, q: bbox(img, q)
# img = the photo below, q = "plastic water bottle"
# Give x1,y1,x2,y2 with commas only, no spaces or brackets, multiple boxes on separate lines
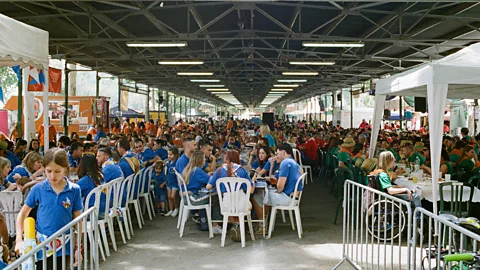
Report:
414,157,420,172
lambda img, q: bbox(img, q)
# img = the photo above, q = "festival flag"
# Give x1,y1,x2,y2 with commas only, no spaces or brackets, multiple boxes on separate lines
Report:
0,86,4,104
27,67,62,93
11,66,21,81
48,68,62,93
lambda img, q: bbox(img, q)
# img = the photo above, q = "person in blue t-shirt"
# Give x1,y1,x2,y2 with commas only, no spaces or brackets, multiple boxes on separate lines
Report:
263,144,302,208
165,147,179,217
77,153,107,219
116,139,137,178
206,149,252,240
7,151,44,183
181,150,213,232
153,139,169,160
96,147,124,183
0,141,20,173
68,142,84,173
15,148,83,268
198,139,217,173
134,139,159,168
94,124,107,143
222,134,241,151
152,160,167,214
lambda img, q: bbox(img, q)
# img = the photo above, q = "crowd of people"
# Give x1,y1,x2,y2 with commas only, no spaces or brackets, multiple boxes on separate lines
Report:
0,117,310,267
1,114,477,267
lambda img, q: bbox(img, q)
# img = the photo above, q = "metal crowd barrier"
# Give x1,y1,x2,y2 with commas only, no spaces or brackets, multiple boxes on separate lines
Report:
333,180,413,270
6,207,99,270
412,207,480,270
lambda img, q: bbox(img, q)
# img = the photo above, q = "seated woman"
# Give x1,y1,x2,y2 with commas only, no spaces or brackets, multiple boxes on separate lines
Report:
7,151,44,183
0,157,18,192
181,151,219,232
421,149,453,178
371,151,421,208
76,153,107,219
207,150,252,241
458,145,480,178
449,140,466,164
247,146,273,175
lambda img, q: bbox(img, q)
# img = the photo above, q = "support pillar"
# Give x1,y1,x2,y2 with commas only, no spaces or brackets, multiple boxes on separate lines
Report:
17,68,22,136
64,69,70,135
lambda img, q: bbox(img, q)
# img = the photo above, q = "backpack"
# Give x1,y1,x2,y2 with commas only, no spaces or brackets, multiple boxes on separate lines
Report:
124,156,141,173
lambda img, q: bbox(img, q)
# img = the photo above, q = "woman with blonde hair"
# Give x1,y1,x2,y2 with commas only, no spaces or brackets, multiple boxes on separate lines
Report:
181,150,215,232
7,151,44,183
371,151,421,208
259,125,276,148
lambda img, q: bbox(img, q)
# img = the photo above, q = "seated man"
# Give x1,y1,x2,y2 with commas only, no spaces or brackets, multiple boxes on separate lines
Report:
296,133,318,167
254,144,302,225
68,142,84,173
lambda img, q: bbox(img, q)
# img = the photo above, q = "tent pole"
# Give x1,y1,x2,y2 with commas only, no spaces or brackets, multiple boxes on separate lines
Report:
95,71,100,99
146,87,150,122
17,68,22,137
475,99,478,135
399,96,403,130
64,69,69,135
118,79,121,111
350,88,353,128
173,95,176,122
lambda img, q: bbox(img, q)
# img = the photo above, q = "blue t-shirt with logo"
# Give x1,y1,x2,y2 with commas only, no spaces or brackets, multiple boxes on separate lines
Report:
25,180,83,237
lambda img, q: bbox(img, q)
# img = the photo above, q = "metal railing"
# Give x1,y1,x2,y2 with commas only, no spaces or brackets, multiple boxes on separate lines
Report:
412,207,480,270
333,180,480,270
6,207,99,270
333,180,413,270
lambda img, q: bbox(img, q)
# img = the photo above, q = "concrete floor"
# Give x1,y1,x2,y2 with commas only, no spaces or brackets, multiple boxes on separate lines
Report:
101,181,353,270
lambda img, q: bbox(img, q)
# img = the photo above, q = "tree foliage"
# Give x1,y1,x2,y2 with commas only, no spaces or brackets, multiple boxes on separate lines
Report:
0,66,18,97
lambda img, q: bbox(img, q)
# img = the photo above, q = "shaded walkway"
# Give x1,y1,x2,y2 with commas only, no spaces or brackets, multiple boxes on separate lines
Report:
102,182,349,270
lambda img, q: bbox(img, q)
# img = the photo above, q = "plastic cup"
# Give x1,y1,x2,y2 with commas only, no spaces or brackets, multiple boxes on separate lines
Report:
445,174,451,182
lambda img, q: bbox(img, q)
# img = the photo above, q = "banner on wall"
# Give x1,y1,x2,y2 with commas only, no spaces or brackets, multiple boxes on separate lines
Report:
120,87,129,111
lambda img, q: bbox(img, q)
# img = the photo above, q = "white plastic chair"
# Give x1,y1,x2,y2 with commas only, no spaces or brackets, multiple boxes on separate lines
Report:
293,148,313,184
216,177,255,247
127,169,146,228
268,173,307,239
118,175,135,239
107,177,127,246
173,169,184,229
84,185,107,262
174,170,213,238
0,191,23,237
139,166,156,220
92,180,116,257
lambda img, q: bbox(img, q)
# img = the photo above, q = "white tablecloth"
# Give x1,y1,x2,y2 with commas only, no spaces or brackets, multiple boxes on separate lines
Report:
394,177,480,203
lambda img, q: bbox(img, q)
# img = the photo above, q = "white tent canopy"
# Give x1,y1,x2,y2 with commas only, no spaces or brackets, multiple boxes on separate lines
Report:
369,42,480,215
0,13,50,147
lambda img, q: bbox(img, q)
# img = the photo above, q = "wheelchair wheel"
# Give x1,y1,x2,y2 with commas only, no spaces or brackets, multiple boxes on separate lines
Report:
366,199,406,241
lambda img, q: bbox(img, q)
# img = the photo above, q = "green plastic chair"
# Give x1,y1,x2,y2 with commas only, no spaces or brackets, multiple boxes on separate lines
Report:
333,167,354,225
439,182,474,218
467,174,480,188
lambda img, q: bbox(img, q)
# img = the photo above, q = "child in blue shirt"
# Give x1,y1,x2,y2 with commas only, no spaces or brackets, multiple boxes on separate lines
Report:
165,148,179,217
76,153,107,219
152,160,167,214
15,148,83,268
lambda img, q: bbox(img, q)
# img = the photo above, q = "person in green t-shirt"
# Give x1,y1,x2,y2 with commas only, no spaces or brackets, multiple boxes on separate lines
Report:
400,142,426,166
338,138,355,171
389,140,401,162
459,145,480,175
373,151,422,208
421,149,453,177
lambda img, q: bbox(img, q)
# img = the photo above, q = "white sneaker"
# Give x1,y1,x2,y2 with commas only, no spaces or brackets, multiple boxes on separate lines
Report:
171,208,179,217
164,210,173,217
212,225,223,235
